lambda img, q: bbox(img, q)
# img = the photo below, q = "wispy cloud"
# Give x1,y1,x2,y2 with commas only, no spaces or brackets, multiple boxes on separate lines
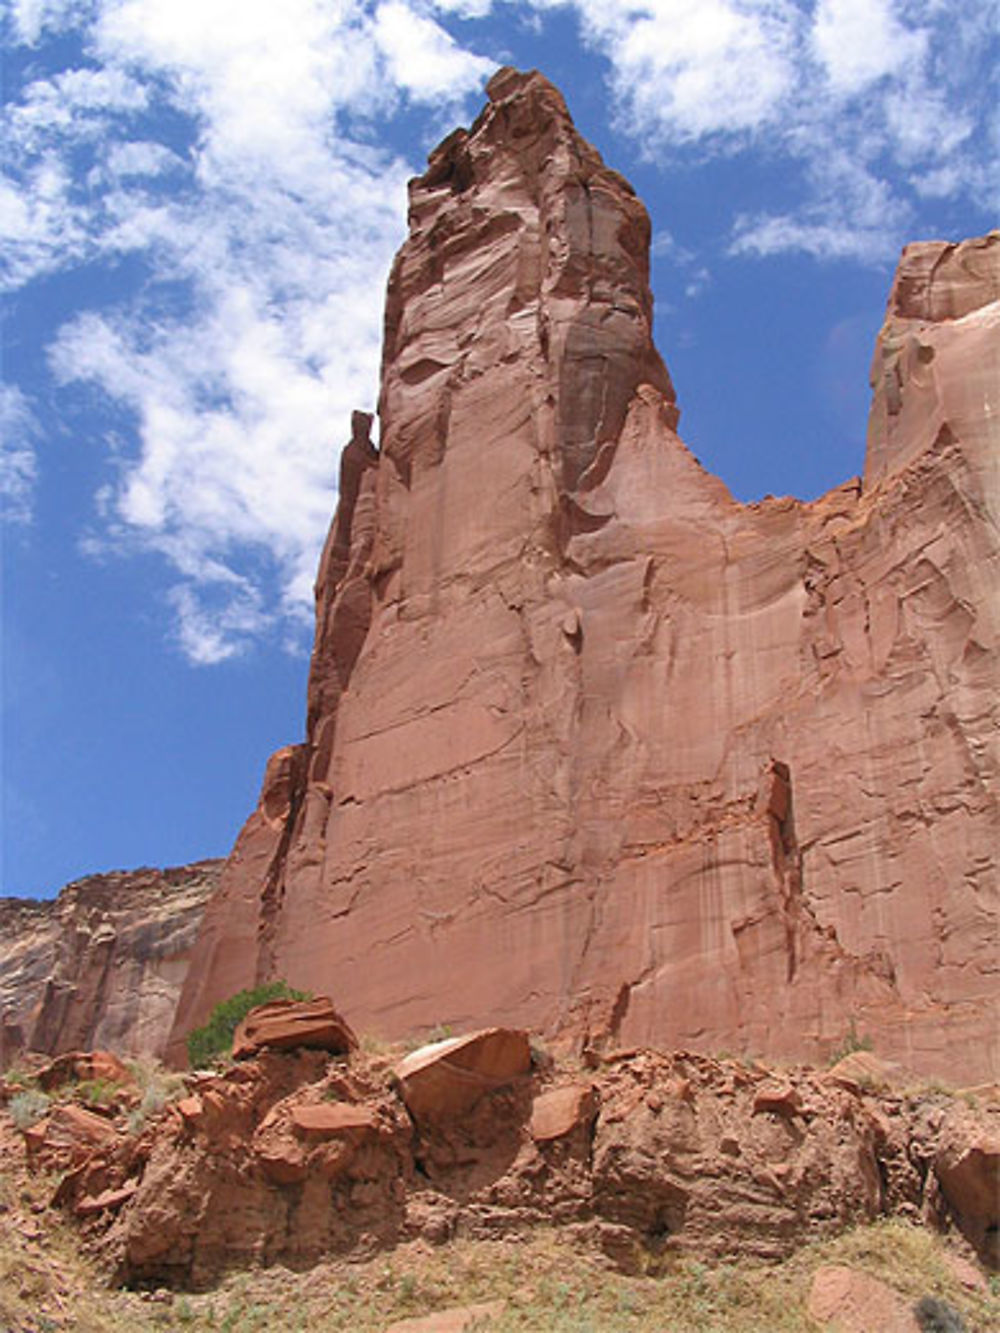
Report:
3,0,995,662
374,1,494,99
575,0,800,143
0,385,39,525
4,0,494,661
530,0,996,259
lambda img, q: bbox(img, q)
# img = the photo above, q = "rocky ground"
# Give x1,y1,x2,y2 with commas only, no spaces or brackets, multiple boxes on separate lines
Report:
1,1002,997,1331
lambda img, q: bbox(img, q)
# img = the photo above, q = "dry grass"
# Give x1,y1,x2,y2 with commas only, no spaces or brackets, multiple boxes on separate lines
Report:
2,1068,997,1333
4,1202,994,1333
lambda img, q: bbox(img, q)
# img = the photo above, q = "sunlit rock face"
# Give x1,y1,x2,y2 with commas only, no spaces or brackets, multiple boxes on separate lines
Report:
0,861,220,1067
169,70,999,1084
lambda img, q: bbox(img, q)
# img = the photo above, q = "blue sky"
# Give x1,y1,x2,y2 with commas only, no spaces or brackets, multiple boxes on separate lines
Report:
2,0,997,898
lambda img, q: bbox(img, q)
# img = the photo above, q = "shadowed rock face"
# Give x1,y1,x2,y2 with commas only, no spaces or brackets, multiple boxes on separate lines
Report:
0,862,220,1068
169,69,999,1083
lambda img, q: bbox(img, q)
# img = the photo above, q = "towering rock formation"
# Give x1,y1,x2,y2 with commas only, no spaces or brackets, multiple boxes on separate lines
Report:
0,861,220,1068
169,70,999,1082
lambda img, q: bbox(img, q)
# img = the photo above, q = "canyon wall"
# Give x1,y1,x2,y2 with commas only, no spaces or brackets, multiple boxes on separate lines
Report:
0,861,220,1068
168,70,999,1082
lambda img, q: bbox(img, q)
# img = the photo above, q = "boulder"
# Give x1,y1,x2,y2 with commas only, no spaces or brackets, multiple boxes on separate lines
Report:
752,1082,803,1117
37,1049,135,1092
290,1101,378,1139
75,1182,138,1216
825,1050,900,1092
529,1083,598,1143
231,997,357,1059
24,1103,119,1167
384,1303,506,1333
807,1265,919,1332
934,1121,1000,1266
394,1029,531,1121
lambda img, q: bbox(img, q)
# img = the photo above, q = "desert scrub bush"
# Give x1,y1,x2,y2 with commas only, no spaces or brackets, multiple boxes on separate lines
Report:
186,980,310,1069
127,1056,185,1103
124,1059,186,1134
73,1077,118,1106
914,1294,967,1331
8,1088,51,1130
828,1018,873,1065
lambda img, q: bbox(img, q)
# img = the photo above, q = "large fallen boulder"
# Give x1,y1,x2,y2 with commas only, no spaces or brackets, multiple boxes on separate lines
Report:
934,1115,1000,1267
231,997,357,1059
393,1029,532,1121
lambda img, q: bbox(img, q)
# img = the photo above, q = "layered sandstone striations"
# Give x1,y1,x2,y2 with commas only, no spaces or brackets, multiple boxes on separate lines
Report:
0,861,220,1068
170,69,999,1082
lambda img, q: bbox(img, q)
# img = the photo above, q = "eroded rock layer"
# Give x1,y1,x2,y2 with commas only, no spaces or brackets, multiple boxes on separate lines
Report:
19,1031,1000,1286
0,862,220,1067
170,69,999,1083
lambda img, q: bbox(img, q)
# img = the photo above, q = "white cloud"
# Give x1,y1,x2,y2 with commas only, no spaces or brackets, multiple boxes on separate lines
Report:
168,582,271,665
374,1,495,99
731,147,912,263
7,0,92,46
3,0,497,660
2,0,996,661
106,140,180,177
0,386,39,524
571,0,799,143
432,0,493,17
549,0,995,259
811,0,926,96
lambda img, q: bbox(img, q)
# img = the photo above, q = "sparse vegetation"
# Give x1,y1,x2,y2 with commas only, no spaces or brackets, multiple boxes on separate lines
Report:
123,1056,187,1133
916,1293,968,1331
2,1035,997,1332
828,1017,874,1065
1,1124,998,1333
73,1077,118,1107
186,981,310,1069
8,1088,51,1130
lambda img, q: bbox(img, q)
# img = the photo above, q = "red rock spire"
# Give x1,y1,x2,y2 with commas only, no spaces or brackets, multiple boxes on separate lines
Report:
169,75,998,1085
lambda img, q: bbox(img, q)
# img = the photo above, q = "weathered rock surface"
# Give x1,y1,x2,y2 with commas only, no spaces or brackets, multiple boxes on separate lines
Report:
808,1266,920,1332
529,1081,597,1142
231,997,357,1060
385,1304,506,1333
1,861,221,1069
13,1032,997,1287
933,1113,1000,1268
169,68,998,1084
394,1028,532,1121
36,1049,136,1093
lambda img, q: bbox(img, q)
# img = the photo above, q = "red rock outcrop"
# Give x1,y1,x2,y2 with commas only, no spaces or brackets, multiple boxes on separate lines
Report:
17,1031,997,1286
231,996,357,1060
169,68,998,1084
1,861,221,1069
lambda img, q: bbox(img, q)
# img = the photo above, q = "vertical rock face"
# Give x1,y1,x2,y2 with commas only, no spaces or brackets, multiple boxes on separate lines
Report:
0,861,220,1067
170,71,999,1083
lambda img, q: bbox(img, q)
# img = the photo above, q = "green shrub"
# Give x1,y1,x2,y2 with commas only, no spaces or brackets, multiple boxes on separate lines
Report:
185,980,310,1069
73,1077,117,1106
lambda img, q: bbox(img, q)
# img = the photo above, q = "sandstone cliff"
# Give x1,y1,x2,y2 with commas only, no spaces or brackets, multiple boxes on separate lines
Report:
0,861,220,1068
169,69,999,1083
